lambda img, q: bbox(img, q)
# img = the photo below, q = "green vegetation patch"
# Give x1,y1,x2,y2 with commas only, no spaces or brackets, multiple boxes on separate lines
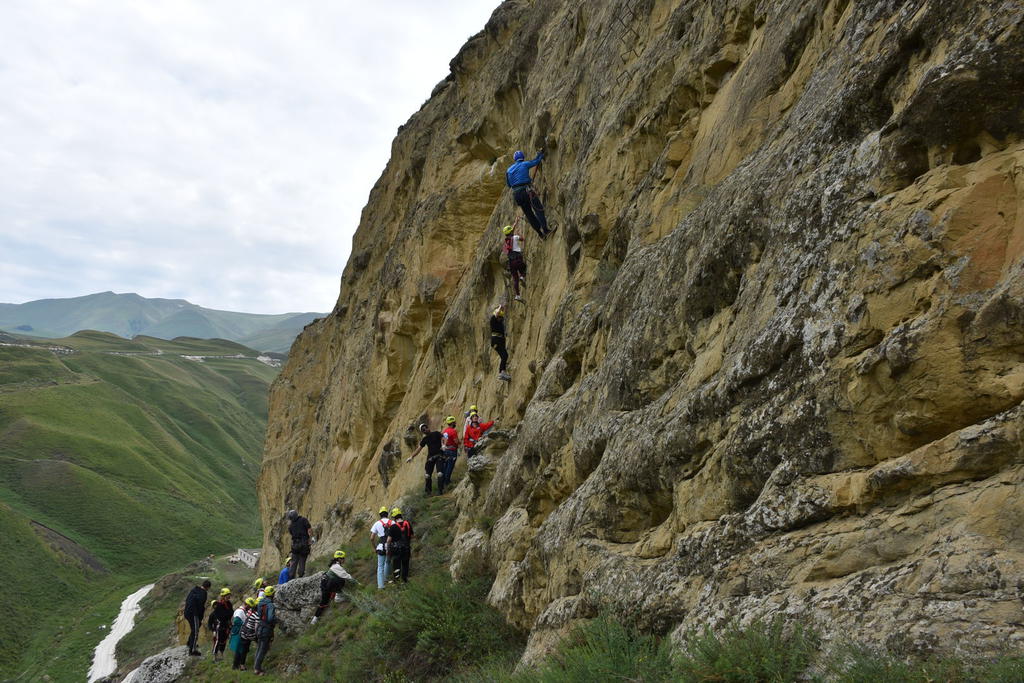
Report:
0,340,274,679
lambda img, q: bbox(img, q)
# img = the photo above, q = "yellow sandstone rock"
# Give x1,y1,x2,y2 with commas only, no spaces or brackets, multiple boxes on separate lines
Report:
258,0,1024,662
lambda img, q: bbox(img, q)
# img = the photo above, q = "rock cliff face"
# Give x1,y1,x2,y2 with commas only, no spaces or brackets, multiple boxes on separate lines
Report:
259,0,1024,662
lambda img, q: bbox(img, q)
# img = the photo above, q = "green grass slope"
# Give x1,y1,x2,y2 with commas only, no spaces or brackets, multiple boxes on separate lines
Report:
0,291,323,352
0,333,278,680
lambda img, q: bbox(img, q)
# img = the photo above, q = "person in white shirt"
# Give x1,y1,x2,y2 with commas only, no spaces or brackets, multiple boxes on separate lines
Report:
501,224,527,301
369,507,392,589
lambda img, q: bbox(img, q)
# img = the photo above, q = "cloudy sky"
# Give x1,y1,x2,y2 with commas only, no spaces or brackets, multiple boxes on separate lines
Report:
0,1,499,314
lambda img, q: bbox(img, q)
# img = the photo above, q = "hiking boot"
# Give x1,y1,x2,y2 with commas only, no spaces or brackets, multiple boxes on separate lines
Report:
311,616,319,625
189,651,202,657
514,295,523,302
498,372,512,381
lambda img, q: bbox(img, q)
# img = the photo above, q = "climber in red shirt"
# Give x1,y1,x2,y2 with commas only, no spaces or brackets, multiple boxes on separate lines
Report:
438,416,461,494
463,412,495,457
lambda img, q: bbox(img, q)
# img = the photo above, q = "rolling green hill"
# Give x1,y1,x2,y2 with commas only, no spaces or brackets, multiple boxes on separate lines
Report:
0,331,278,679
0,291,324,353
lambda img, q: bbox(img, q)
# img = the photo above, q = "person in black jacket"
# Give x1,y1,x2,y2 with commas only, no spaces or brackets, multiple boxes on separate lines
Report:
287,509,313,578
183,579,211,656
490,305,511,381
385,508,414,583
207,587,233,661
311,550,349,624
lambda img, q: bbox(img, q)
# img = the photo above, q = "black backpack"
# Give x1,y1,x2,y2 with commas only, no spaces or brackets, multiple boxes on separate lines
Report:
389,520,413,550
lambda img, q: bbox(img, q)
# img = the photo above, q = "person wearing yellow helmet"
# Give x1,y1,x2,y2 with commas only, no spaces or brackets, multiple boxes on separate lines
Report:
183,579,212,656
501,221,527,301
252,577,266,601
208,587,234,661
312,550,351,624
252,585,277,675
385,508,415,583
370,506,393,589
278,556,292,586
490,305,511,381
439,417,461,494
230,595,256,670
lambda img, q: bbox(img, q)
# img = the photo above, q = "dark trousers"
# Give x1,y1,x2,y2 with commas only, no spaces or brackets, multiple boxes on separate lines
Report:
391,548,411,582
289,551,309,578
491,336,508,372
213,625,228,654
439,450,457,493
186,614,201,653
513,186,549,238
232,639,251,669
314,578,344,617
254,636,272,672
424,455,440,493
508,254,526,295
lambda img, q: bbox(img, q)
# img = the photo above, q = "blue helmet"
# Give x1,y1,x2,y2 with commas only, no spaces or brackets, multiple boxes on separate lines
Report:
513,150,525,162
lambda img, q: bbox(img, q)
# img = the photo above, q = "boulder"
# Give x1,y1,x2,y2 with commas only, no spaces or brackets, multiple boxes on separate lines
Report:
120,646,189,683
273,568,354,635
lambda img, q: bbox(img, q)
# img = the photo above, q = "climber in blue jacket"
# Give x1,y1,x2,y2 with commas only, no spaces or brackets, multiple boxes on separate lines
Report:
506,150,552,239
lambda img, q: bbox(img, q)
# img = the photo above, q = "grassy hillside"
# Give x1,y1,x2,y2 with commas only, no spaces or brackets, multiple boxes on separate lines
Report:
0,291,323,353
0,332,277,680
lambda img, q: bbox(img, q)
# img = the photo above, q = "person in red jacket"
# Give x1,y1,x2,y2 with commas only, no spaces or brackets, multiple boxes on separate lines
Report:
463,412,495,457
439,416,460,494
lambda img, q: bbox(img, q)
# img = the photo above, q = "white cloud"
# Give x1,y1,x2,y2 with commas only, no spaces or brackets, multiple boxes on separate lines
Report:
0,0,499,313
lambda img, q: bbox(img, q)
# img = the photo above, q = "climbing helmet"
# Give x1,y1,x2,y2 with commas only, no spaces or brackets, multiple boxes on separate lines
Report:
334,550,346,559
513,150,525,161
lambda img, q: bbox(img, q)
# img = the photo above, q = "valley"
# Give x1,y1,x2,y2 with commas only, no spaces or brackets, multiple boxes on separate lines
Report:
0,331,277,680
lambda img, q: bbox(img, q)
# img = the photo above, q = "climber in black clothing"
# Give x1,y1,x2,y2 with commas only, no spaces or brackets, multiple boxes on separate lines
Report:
287,510,313,578
311,550,349,624
183,579,211,656
207,588,233,660
385,508,414,583
407,422,444,493
490,305,511,381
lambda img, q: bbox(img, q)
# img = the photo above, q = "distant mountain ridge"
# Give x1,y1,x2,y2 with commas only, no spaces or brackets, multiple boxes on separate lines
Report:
0,291,324,353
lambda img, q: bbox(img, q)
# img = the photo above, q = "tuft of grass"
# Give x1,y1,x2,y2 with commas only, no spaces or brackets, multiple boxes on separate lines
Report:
528,614,677,683
676,617,818,682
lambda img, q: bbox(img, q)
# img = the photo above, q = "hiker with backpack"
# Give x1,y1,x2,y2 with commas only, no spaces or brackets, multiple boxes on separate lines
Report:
506,150,552,239
287,509,313,578
385,508,414,583
311,550,350,624
253,585,277,675
490,305,511,381
407,422,444,495
502,223,527,301
464,412,495,457
183,579,211,656
439,416,461,493
369,506,392,589
207,587,233,661
231,597,258,671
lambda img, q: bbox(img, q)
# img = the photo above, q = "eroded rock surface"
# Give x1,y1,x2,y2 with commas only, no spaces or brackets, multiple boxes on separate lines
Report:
120,646,188,683
259,0,1024,662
